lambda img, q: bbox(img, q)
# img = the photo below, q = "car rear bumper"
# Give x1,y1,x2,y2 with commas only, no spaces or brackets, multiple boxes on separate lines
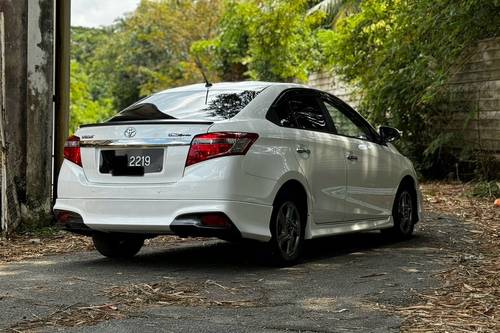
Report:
53,198,273,241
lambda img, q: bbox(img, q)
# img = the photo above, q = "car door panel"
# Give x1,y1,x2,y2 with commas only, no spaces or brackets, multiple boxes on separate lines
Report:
320,96,396,221
293,130,347,223
344,139,396,220
269,90,347,223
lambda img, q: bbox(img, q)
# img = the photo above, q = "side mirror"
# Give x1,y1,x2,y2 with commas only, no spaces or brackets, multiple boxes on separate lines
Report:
379,126,401,143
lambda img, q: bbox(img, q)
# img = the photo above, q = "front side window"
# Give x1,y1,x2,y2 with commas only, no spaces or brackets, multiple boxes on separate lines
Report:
322,100,370,140
110,88,265,122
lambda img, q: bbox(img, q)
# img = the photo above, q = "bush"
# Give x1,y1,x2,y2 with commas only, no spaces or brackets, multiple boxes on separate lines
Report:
470,181,500,199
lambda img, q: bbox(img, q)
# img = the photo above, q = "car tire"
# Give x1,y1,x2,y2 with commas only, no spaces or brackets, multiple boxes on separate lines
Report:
268,194,305,266
92,233,144,259
382,187,416,239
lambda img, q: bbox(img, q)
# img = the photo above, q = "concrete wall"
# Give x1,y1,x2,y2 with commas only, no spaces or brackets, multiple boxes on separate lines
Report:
26,0,54,217
0,0,28,204
0,0,54,229
446,37,500,156
308,71,360,110
308,37,500,156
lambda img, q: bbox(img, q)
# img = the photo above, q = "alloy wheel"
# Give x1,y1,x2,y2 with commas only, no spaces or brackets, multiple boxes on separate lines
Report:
398,191,413,234
276,201,301,258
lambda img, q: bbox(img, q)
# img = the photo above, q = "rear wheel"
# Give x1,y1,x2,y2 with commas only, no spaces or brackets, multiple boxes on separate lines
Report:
92,233,144,258
269,196,304,265
382,187,416,239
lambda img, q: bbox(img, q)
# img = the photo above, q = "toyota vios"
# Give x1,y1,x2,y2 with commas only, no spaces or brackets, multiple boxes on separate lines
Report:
54,82,422,265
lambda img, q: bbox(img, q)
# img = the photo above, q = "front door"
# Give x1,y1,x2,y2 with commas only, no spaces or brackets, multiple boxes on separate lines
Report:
320,96,394,221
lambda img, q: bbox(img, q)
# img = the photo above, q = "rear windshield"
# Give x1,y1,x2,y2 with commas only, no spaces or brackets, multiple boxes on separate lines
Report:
109,88,265,122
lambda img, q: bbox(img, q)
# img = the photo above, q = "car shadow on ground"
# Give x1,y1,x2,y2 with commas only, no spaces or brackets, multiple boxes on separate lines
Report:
64,230,435,273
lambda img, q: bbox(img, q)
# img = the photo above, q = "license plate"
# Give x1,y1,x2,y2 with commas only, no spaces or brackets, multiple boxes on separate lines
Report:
100,149,164,176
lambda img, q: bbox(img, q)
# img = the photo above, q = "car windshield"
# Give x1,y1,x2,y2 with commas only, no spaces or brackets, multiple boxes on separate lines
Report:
110,88,266,122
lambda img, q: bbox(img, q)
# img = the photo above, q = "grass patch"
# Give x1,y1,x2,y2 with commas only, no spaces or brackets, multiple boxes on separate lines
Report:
470,181,500,199
15,225,61,237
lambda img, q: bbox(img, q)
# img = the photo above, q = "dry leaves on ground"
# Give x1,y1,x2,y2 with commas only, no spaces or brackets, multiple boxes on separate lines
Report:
0,233,93,264
105,279,264,308
0,232,202,264
8,303,127,332
9,279,264,331
399,182,500,333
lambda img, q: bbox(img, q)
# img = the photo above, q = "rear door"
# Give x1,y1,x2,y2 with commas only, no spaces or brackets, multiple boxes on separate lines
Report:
270,90,347,223
320,96,395,220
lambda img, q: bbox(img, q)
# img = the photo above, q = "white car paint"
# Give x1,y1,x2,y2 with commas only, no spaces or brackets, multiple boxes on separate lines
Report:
54,81,422,242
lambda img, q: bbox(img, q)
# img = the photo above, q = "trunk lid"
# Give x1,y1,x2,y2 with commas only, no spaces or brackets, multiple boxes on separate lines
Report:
76,121,212,184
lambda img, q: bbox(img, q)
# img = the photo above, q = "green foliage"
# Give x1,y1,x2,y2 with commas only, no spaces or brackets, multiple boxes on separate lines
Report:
70,27,115,132
70,0,224,127
193,0,324,82
70,60,114,133
247,0,324,81
93,0,224,110
192,1,256,81
470,181,500,199
318,0,500,178
72,26,110,64
309,0,361,27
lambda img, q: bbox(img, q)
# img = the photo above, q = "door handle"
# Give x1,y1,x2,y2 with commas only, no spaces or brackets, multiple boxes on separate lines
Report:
347,154,358,161
296,146,311,154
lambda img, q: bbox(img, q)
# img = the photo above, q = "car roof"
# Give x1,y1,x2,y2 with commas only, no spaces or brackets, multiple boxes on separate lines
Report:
155,81,307,94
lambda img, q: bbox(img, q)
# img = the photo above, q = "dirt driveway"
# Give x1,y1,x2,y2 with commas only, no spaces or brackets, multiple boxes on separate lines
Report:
0,183,498,332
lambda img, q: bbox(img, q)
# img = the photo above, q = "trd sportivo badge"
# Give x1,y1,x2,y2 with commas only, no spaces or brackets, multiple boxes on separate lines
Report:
168,133,192,137
124,127,137,138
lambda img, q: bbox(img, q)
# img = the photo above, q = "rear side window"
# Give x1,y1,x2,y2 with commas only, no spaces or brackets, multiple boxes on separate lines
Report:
290,96,328,131
269,91,330,132
110,89,264,122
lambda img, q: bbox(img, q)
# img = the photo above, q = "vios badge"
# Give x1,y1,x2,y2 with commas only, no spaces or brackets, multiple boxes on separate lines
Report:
124,127,137,138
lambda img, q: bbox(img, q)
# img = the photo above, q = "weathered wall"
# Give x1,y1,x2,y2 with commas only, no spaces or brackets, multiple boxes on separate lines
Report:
25,0,54,219
0,0,28,204
308,37,500,156
308,71,360,109
0,0,54,230
446,37,500,156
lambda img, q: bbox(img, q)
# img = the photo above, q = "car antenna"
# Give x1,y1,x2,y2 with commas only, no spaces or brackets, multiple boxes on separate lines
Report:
194,57,212,104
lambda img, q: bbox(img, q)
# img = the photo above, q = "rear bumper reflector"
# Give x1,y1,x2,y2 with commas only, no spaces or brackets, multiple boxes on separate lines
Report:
170,213,241,239
54,210,93,236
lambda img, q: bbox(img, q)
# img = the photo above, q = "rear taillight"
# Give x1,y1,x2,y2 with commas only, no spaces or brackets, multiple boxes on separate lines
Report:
64,135,82,167
186,132,258,167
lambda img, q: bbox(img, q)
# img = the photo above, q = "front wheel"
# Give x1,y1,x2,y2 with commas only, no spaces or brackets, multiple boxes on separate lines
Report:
269,197,304,266
92,233,144,259
382,188,416,239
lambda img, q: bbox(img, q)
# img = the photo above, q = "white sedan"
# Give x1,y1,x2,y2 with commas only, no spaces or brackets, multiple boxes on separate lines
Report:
54,81,422,265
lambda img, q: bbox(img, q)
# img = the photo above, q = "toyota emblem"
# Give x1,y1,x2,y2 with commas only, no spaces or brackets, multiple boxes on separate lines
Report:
124,127,137,138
